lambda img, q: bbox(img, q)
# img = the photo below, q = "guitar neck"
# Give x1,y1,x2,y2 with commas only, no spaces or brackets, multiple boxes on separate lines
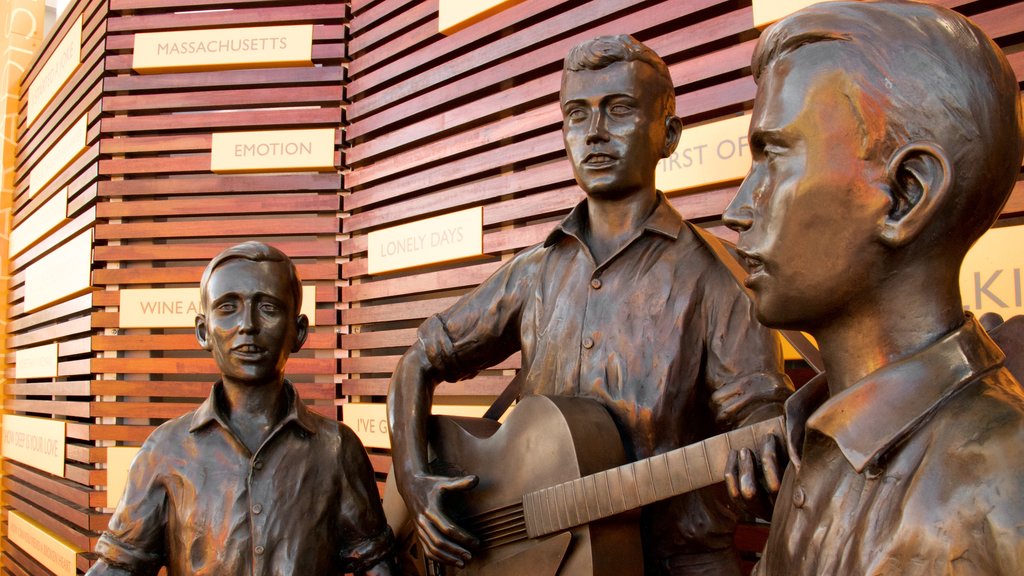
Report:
521,415,784,538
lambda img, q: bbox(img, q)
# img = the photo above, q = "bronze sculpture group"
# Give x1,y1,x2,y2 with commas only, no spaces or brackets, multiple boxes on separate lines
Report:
93,1,1024,574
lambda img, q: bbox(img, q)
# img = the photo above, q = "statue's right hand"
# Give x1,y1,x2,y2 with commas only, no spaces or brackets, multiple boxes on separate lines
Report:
407,473,480,567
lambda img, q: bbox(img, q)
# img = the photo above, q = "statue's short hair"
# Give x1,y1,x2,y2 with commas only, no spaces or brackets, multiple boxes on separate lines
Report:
753,1,1023,251
562,34,676,117
200,241,302,314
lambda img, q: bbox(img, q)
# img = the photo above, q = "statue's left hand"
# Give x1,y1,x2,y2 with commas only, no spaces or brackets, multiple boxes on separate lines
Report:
724,433,786,513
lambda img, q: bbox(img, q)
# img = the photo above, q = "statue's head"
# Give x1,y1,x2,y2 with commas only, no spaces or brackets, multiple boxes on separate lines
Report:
723,1,1022,330
560,35,682,200
196,241,308,386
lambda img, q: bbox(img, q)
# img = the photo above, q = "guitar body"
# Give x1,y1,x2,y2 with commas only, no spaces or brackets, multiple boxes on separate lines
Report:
384,395,644,576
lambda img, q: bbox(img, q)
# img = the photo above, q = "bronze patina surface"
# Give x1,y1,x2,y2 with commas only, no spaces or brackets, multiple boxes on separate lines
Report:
723,2,1024,574
387,35,792,576
88,242,397,576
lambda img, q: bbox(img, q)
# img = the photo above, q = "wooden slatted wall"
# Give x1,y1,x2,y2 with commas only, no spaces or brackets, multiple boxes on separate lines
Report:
341,0,1024,568
4,1,346,573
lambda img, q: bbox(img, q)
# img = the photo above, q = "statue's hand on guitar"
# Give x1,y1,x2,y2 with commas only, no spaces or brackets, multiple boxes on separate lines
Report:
402,471,480,567
724,432,787,516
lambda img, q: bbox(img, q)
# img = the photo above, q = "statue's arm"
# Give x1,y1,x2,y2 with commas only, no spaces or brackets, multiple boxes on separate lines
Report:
86,442,167,576
386,253,530,566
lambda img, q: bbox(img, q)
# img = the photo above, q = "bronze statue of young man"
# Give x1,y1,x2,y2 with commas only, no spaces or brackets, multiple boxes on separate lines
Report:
723,2,1024,574
388,35,792,576
88,242,396,576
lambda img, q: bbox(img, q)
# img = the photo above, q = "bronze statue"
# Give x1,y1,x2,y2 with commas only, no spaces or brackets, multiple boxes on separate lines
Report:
88,242,396,576
722,2,1024,574
387,35,792,576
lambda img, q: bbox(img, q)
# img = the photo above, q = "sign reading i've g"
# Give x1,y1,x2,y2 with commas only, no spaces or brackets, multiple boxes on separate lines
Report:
133,25,314,74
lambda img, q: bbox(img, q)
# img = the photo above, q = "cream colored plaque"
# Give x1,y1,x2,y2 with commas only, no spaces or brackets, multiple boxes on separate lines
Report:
107,446,142,508
960,225,1024,318
133,24,314,74
8,511,80,576
438,0,526,34
656,114,752,193
11,187,69,257
23,229,92,313
344,402,495,449
2,414,66,477
211,128,335,173
368,207,483,275
752,0,838,28
29,115,87,198
26,15,82,126
120,285,316,328
15,342,59,379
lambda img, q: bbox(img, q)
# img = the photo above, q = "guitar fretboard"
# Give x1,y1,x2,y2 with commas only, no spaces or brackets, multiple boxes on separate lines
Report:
521,415,784,538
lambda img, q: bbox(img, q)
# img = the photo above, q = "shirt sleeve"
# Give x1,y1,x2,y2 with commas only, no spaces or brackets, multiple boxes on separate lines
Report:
90,439,168,576
336,423,396,574
417,249,537,383
702,251,793,430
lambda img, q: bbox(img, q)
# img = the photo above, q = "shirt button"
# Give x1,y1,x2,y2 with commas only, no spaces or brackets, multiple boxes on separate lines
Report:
590,278,602,289
254,545,265,555
253,460,264,470
582,337,594,349
252,504,263,514
793,486,806,509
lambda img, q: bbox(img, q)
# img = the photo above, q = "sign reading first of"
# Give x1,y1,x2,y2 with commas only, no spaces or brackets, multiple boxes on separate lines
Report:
656,114,752,193
27,16,82,127
3,414,66,477
133,25,314,74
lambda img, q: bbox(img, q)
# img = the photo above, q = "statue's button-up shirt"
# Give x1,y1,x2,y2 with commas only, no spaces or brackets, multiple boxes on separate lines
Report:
756,316,1024,576
415,194,792,560
91,382,393,576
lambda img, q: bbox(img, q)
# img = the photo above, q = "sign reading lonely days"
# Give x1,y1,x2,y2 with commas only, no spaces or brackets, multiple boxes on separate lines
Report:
3,414,66,477
368,206,484,275
120,286,316,328
8,511,80,576
656,113,752,193
133,24,314,74
211,128,335,173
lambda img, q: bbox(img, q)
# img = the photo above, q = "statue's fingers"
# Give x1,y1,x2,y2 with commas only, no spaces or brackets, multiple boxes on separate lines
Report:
762,435,783,494
725,450,741,499
416,515,472,567
739,448,758,500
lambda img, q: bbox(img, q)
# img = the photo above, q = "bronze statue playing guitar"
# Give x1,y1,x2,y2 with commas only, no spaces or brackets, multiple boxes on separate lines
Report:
387,35,793,576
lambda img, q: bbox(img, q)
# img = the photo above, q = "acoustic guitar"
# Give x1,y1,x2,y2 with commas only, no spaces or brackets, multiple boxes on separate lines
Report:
383,394,784,576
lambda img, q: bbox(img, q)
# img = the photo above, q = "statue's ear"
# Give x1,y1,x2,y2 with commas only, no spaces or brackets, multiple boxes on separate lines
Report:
292,314,309,353
879,142,952,248
662,114,683,158
195,314,211,350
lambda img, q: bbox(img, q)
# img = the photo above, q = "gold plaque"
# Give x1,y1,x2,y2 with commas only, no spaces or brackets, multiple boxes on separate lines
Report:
367,206,483,275
29,115,87,198
8,511,80,576
10,187,68,257
960,225,1024,318
133,24,314,74
26,15,82,126
344,402,495,449
2,414,66,477
752,0,838,28
210,128,335,173
119,286,316,328
23,229,92,313
656,114,752,193
106,446,142,508
15,342,58,379
438,0,526,34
